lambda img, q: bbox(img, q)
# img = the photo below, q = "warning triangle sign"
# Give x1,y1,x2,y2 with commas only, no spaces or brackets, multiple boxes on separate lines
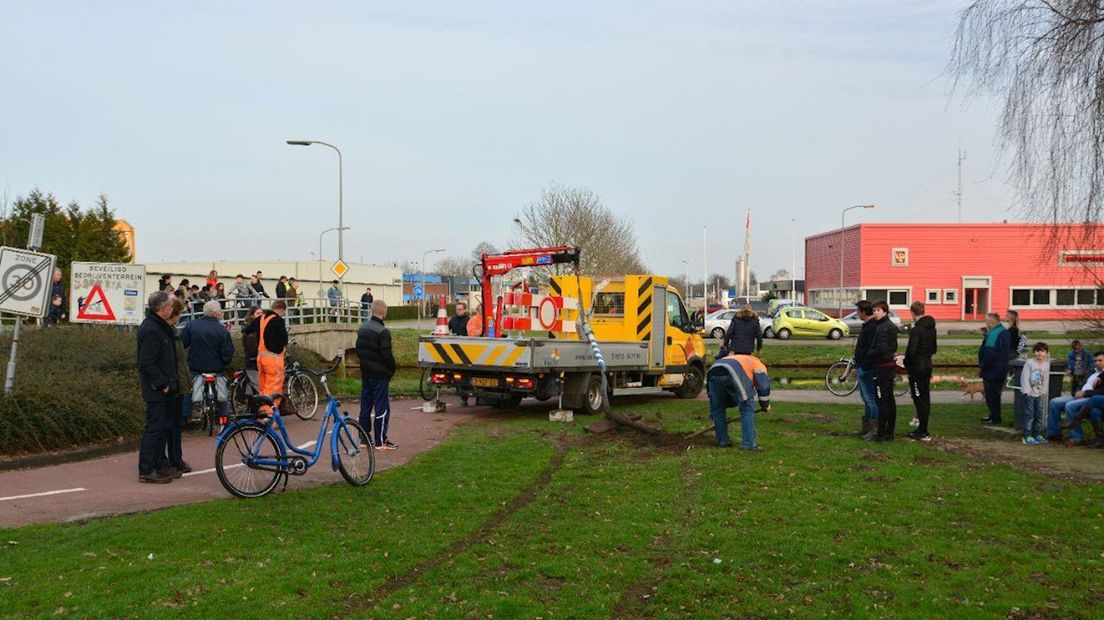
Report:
77,284,116,321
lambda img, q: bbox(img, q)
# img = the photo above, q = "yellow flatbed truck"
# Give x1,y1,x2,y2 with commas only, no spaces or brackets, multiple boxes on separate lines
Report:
417,271,706,414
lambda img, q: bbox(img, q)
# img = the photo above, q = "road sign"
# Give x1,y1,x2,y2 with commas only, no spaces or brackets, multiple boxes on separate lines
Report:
330,259,349,280
28,215,45,251
412,285,424,300
69,262,146,325
0,247,56,318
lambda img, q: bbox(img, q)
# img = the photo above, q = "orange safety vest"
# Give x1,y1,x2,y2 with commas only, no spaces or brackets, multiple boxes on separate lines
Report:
258,313,283,357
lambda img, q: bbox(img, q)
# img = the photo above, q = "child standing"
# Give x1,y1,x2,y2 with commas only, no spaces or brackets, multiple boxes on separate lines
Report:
1021,342,1051,445
1067,340,1091,397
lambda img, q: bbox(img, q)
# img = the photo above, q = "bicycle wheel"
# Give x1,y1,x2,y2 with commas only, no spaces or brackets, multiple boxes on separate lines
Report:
229,375,258,416
215,423,282,498
419,369,434,401
894,373,909,397
335,418,375,487
825,361,859,397
287,373,319,420
204,401,216,437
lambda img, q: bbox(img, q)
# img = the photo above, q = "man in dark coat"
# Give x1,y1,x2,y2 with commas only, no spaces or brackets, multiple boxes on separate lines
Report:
978,312,1012,424
868,300,899,442
904,301,937,441
357,299,397,449
181,300,235,435
448,301,470,336
136,291,179,483
852,300,879,438
723,306,763,356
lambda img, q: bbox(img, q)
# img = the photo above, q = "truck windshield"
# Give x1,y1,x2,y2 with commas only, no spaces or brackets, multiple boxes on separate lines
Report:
666,290,694,332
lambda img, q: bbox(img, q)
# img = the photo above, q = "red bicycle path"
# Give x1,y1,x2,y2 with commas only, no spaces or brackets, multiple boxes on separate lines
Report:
0,398,479,529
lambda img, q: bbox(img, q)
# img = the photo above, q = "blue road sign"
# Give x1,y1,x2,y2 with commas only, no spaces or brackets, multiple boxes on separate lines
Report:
412,285,424,299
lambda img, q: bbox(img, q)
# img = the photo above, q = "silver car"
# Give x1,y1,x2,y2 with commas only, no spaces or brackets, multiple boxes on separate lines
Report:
703,309,774,340
840,309,903,333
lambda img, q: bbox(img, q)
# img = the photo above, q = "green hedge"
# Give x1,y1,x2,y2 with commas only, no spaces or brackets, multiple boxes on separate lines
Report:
386,303,456,321
0,326,334,458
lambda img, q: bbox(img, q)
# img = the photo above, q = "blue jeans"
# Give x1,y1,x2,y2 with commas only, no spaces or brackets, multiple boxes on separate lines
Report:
1022,395,1043,438
360,377,391,446
707,373,758,448
1046,396,1103,440
856,368,878,420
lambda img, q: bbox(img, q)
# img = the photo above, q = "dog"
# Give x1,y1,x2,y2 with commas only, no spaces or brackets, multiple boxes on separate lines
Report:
959,380,985,401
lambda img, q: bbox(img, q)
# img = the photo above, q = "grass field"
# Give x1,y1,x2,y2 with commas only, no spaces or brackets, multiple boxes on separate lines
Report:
2,399,1101,618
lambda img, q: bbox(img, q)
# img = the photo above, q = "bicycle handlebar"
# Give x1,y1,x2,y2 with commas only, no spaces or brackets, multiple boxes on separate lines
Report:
303,356,343,378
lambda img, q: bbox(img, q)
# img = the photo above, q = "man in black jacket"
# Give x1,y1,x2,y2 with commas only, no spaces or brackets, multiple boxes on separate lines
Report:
181,300,235,429
868,300,899,441
136,291,178,483
357,299,397,449
723,306,763,356
852,300,879,438
904,301,937,441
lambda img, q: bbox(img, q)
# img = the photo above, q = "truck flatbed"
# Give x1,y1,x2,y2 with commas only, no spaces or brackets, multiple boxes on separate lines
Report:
417,335,650,373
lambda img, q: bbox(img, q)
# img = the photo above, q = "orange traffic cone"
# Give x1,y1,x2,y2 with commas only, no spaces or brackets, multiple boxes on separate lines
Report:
433,295,449,335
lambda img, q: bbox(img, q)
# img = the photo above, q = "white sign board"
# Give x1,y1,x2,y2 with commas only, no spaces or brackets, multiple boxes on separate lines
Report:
69,262,147,325
0,247,57,318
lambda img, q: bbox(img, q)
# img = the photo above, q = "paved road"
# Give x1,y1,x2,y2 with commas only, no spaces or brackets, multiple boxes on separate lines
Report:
0,399,478,528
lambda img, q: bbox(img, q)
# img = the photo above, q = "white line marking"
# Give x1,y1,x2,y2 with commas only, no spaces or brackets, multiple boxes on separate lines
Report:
0,488,86,502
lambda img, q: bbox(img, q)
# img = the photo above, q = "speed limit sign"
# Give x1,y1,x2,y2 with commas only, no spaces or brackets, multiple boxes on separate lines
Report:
0,247,56,318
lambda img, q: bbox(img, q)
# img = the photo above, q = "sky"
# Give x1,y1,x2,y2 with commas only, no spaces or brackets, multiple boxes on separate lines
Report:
0,0,1015,283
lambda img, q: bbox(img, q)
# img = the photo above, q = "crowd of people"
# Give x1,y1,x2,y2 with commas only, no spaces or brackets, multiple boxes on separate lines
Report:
155,270,306,321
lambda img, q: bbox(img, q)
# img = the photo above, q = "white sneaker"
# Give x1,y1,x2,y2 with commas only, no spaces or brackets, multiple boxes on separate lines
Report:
909,417,920,428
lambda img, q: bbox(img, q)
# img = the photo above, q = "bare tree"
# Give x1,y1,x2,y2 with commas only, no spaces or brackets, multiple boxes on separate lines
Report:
768,269,789,281
435,256,473,277
512,183,645,276
470,241,499,264
949,1,1104,228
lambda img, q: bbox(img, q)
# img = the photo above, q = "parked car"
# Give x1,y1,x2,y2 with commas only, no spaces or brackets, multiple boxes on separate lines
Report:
772,307,849,340
703,308,774,340
706,304,725,314
840,309,904,333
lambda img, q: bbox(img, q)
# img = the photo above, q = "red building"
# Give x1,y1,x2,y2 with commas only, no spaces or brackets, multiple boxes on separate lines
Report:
805,223,1103,321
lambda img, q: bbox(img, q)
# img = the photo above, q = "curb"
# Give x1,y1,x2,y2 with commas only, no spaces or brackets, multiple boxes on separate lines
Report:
0,438,141,472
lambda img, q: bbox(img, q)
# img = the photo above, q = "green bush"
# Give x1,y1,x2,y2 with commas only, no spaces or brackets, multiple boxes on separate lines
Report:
0,326,335,457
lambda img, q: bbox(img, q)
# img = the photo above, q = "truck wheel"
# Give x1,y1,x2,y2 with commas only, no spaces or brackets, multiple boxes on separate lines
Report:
777,328,792,340
710,327,725,340
580,374,605,415
675,364,704,399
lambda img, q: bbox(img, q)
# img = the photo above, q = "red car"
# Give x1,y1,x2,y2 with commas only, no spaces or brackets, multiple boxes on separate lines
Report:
706,304,725,314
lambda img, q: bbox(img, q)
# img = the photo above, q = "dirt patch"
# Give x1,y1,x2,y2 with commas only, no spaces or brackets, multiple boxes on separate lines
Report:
610,531,673,619
936,439,1104,483
344,436,570,612
912,455,952,467
807,414,837,424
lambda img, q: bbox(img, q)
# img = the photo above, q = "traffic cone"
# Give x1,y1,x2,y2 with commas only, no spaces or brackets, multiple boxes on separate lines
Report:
432,295,449,335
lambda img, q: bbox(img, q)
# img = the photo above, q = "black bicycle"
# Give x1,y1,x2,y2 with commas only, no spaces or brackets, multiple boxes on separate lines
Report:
227,350,319,421
197,373,224,436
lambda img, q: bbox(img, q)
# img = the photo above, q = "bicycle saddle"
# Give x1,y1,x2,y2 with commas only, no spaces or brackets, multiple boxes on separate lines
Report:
248,394,280,407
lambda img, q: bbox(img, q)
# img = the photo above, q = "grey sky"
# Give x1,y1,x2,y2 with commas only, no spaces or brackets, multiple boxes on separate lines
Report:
0,0,1011,282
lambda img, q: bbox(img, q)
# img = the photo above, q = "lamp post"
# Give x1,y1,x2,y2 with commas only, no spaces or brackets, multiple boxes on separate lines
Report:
420,248,445,329
681,259,693,299
317,226,350,302
838,204,875,317
287,139,345,262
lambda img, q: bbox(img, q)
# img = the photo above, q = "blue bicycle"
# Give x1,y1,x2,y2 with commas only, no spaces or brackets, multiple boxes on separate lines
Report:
214,357,375,498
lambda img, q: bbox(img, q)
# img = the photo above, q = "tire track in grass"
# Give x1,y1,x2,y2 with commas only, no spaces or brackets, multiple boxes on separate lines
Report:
344,436,569,613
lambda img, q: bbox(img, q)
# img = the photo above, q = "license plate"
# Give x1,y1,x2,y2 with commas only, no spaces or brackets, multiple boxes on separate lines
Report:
471,377,498,388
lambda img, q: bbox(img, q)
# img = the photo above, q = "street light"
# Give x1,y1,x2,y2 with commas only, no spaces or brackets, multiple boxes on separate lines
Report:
318,226,351,298
838,204,875,317
681,259,693,299
420,248,446,328
287,139,345,262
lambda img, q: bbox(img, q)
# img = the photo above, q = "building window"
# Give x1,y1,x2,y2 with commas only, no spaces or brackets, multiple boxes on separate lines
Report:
888,290,909,306
1010,287,1103,308
863,288,909,307
943,289,958,304
926,289,940,303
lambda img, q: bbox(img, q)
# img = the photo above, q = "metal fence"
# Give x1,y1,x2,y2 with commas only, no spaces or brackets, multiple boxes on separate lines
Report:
177,296,371,329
